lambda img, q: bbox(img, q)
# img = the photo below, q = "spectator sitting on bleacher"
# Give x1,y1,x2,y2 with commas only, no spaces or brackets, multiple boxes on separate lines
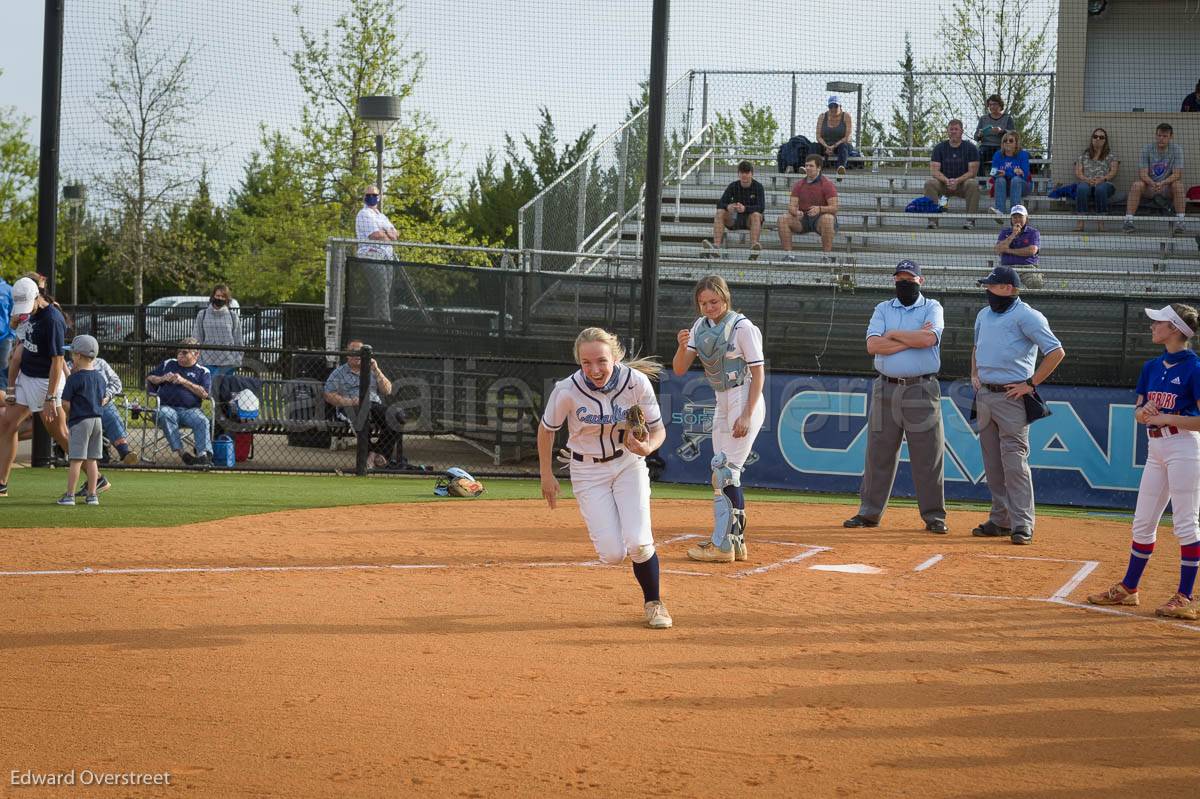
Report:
924,120,981,230
1124,123,1189,237
974,95,1014,167
816,96,853,179
778,154,839,261
704,160,765,261
1073,127,1119,231
990,132,1030,217
146,338,213,466
93,355,139,466
1181,79,1200,113
993,204,1043,289
323,340,405,469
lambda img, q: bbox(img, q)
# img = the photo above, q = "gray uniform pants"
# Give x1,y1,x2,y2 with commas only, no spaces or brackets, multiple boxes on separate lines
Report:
976,387,1034,531
857,376,946,524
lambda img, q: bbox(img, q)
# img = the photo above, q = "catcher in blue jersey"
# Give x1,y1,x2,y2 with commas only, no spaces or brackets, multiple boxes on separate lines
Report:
672,275,767,562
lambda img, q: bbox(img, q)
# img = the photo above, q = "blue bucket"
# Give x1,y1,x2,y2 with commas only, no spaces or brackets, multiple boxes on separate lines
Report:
213,435,235,468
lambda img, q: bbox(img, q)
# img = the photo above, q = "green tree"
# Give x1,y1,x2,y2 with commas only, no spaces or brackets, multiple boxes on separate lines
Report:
457,107,595,248
924,0,1055,150
0,87,38,274
93,0,211,304
710,101,780,151
885,34,940,155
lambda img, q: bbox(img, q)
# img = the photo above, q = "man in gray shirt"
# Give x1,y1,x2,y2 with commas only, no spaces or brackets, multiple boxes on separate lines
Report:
1124,123,1188,236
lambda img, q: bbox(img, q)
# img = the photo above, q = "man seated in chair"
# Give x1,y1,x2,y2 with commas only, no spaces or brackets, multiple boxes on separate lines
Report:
146,338,213,466
323,339,405,469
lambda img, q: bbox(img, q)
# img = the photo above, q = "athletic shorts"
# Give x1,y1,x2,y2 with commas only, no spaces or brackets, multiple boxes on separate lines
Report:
722,210,759,230
68,417,103,461
796,213,838,235
13,372,63,413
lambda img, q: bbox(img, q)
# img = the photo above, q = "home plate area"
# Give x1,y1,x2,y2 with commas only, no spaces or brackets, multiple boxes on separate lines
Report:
658,533,1095,604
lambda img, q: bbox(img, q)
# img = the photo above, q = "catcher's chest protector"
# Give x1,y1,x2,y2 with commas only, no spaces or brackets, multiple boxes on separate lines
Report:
694,313,749,392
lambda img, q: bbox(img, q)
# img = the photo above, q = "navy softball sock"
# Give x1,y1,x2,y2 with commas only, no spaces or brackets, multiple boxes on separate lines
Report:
722,484,745,510
632,553,660,603
1121,541,1154,591
1179,543,1200,598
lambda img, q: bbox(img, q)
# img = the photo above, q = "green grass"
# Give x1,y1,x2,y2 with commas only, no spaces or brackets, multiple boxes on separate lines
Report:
0,469,1133,529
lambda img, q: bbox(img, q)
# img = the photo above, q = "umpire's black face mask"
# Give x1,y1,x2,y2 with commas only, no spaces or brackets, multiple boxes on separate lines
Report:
894,279,920,306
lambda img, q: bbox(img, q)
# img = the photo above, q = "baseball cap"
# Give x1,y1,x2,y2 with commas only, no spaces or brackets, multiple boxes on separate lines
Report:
10,277,39,316
894,259,922,277
827,95,840,107
69,334,99,358
1009,204,1029,218
977,265,1022,288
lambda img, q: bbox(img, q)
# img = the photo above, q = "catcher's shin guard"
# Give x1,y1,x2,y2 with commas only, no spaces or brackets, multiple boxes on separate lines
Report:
730,509,748,561
708,452,741,550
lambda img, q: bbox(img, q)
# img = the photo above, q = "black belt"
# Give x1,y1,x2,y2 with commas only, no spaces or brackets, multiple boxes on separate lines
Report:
881,373,936,385
983,382,1023,392
1148,426,1180,438
571,449,625,464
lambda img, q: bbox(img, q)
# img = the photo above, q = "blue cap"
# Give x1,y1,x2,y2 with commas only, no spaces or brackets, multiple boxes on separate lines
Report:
827,95,840,107
977,265,1022,288
894,259,921,277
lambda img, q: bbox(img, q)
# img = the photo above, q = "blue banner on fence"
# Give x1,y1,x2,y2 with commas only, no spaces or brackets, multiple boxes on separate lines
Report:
659,372,1146,510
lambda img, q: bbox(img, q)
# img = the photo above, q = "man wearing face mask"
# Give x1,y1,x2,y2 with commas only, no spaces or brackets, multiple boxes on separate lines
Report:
192,283,243,378
844,261,948,533
355,185,399,323
971,266,1066,545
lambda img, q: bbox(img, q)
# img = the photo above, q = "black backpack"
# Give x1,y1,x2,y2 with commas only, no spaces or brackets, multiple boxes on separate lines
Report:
777,135,811,173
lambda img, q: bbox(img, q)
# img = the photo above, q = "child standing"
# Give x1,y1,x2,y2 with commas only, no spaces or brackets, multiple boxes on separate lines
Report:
58,335,107,506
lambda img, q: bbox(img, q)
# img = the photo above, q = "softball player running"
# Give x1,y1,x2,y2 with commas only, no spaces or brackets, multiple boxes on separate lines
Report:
539,327,672,629
1088,304,1200,621
672,275,767,563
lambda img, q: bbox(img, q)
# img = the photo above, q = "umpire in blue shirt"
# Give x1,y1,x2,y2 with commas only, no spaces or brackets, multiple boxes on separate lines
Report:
971,266,1066,545
845,260,948,533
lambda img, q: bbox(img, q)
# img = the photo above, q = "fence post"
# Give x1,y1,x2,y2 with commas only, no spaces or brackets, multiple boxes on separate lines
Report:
701,72,708,129
134,303,145,380
790,73,797,138
576,155,590,250
355,344,372,476
685,69,695,143
617,130,629,255
532,197,544,273
1046,74,1056,182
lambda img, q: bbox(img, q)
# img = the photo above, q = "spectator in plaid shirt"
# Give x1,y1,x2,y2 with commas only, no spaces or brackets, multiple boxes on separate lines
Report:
323,340,405,469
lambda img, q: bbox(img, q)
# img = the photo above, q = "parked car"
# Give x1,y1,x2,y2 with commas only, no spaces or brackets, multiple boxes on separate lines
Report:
73,296,283,366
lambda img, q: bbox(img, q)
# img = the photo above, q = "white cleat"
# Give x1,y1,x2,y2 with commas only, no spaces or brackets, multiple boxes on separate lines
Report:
687,541,735,563
644,600,673,629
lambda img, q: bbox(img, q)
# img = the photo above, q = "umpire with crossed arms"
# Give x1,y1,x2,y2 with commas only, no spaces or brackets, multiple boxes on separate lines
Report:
845,260,949,533
971,265,1065,545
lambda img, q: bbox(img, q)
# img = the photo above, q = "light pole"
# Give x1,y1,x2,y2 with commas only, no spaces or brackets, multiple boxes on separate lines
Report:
356,96,403,199
826,81,863,151
62,183,86,305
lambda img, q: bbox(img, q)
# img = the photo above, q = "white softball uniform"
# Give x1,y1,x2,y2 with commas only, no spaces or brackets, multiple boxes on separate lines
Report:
687,314,766,475
541,364,664,564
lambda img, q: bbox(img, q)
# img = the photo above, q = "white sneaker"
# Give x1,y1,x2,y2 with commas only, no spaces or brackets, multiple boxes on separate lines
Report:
687,540,735,563
644,600,673,629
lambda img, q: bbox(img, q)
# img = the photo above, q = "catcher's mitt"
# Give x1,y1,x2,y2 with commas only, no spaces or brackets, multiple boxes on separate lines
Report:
433,466,485,497
625,405,648,442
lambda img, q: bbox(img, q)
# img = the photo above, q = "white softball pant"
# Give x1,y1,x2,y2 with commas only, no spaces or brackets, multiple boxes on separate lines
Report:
571,454,654,565
710,384,766,477
1131,430,1200,547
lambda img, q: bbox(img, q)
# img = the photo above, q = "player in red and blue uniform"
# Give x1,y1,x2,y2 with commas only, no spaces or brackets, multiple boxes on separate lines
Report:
1088,304,1200,620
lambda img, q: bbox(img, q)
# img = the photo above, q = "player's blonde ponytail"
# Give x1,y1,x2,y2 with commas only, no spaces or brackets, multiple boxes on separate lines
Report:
573,327,663,380
1171,303,1199,340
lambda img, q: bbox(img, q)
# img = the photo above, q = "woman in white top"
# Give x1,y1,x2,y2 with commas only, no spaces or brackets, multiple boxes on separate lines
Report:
539,327,672,629
672,275,767,563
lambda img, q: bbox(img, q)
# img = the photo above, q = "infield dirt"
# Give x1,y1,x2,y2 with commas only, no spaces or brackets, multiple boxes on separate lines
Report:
2,499,1198,797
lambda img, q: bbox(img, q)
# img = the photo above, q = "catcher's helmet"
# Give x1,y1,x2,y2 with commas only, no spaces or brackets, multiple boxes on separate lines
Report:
434,466,485,497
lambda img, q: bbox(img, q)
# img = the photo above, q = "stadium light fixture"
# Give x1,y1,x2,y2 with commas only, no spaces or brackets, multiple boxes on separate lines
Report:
62,183,86,305
356,95,404,199
826,81,863,151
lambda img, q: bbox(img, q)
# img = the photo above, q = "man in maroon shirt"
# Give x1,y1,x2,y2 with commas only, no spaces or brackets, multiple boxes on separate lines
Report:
778,154,839,260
